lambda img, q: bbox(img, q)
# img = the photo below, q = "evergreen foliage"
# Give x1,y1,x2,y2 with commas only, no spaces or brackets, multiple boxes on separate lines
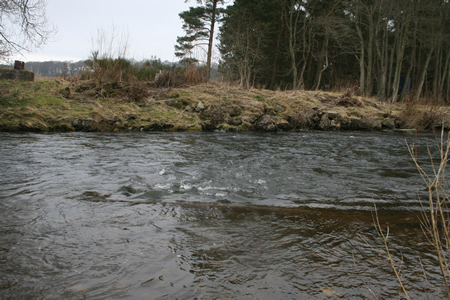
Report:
218,0,450,103
175,7,210,60
176,0,225,80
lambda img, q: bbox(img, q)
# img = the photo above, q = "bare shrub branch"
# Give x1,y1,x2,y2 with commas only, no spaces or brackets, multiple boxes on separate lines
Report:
373,127,450,299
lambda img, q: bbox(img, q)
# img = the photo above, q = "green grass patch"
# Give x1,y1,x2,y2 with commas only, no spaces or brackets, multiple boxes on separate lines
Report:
254,95,264,101
1,79,449,132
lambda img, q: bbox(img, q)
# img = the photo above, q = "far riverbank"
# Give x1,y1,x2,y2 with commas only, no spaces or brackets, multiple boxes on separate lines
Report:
1,79,448,133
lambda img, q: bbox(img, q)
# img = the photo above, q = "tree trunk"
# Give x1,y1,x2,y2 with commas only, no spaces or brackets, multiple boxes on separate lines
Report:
358,41,365,95
433,45,442,100
287,0,301,89
355,9,366,95
390,18,409,103
391,1,412,103
447,61,450,103
386,36,396,100
402,17,417,101
415,48,434,102
206,0,218,81
402,45,415,101
439,50,450,102
299,16,312,90
391,43,405,103
376,21,388,100
269,31,282,90
315,36,329,91
366,10,374,96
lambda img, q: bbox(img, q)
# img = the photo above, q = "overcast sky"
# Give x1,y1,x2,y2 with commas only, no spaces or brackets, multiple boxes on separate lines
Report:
12,0,199,63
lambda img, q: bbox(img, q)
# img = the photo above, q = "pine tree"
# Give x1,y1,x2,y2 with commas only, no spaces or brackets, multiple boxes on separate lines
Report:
175,0,225,80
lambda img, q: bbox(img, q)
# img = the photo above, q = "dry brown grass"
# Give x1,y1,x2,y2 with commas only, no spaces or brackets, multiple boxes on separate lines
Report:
1,79,449,132
397,102,447,130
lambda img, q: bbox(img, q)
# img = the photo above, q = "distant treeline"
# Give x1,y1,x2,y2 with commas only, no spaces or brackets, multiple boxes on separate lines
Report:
20,60,173,78
1,59,221,81
26,61,88,77
218,0,449,102
0,61,89,77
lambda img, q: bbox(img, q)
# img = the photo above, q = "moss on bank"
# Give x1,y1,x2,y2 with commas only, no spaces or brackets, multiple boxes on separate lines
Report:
0,79,449,133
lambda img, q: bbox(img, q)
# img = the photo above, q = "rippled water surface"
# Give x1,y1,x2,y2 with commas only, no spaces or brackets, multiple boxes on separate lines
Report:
0,131,446,298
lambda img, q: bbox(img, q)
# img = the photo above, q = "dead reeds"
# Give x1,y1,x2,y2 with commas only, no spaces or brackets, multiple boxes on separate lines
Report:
374,127,450,299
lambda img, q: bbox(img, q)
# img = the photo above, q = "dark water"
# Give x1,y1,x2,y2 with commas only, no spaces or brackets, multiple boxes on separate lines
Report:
0,131,446,299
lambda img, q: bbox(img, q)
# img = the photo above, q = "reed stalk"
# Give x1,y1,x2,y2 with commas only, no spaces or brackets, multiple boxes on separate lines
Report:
374,127,450,299
407,128,450,298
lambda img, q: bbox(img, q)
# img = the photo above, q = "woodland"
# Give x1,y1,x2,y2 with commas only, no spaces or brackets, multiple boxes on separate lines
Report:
1,0,449,105
172,0,449,103
214,0,450,102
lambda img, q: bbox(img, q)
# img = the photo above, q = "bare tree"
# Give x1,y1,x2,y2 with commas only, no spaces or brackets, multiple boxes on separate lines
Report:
219,3,266,89
0,0,55,60
285,0,303,89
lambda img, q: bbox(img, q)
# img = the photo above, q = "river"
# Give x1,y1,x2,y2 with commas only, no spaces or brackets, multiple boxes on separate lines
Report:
0,131,445,299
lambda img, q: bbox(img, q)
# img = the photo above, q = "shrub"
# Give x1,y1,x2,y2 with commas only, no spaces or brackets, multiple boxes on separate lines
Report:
184,65,207,85
398,102,445,130
85,52,131,85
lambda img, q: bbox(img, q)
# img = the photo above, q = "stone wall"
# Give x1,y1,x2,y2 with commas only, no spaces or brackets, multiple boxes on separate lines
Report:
0,69,35,81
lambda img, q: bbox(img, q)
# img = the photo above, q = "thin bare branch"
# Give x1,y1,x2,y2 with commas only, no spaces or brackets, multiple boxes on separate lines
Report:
0,0,54,59
374,205,411,299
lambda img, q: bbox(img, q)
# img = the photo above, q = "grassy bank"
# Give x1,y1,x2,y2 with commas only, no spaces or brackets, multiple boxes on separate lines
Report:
0,79,449,133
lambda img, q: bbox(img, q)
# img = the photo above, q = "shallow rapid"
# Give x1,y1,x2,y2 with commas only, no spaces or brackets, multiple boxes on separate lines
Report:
0,131,444,298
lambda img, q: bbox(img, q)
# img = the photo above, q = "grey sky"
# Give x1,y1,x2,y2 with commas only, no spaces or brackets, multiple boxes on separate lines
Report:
13,0,195,62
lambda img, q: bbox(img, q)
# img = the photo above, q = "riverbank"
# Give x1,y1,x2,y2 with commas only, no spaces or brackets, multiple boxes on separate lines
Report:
1,79,448,132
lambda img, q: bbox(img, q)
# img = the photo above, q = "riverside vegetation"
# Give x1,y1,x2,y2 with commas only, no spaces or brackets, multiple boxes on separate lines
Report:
1,76,449,133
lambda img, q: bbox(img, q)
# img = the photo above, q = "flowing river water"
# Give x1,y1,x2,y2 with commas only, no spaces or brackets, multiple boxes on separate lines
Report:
0,131,446,299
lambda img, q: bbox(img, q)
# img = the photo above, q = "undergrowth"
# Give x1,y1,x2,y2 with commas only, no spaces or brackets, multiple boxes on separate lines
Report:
398,102,446,130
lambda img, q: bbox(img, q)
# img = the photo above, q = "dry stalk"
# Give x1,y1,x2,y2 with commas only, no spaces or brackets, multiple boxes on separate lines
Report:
373,205,411,299
370,127,450,299
406,127,450,298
